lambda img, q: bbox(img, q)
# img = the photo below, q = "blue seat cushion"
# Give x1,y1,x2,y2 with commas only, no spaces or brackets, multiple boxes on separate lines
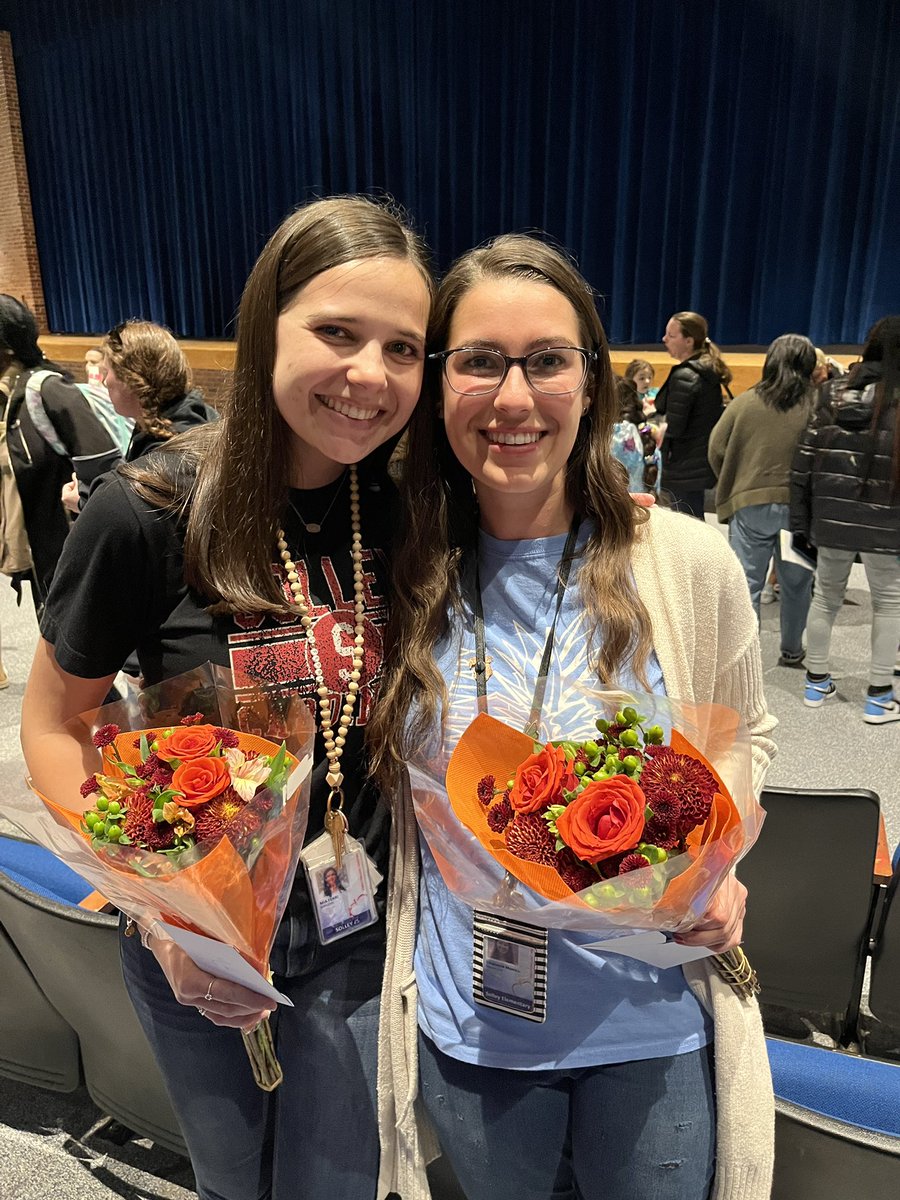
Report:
767,1038,900,1137
0,836,93,906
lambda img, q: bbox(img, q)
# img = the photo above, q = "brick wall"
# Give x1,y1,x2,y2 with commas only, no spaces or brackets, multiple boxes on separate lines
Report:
0,31,45,328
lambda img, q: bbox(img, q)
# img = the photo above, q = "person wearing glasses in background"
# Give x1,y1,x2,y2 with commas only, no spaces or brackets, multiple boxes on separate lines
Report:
369,235,776,1200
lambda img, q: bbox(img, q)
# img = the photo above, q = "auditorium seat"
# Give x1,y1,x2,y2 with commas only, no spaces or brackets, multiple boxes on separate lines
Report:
0,839,188,1156
858,854,900,1061
738,786,882,1044
768,1037,900,1198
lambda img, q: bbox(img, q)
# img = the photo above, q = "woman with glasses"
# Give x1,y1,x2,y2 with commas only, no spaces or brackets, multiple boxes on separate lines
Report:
656,311,733,519
21,196,434,1200
369,235,776,1200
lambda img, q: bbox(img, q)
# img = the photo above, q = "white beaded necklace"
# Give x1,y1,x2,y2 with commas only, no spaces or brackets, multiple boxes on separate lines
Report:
276,463,364,860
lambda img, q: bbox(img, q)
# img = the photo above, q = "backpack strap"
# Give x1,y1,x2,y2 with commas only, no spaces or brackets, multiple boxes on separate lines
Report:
24,369,68,456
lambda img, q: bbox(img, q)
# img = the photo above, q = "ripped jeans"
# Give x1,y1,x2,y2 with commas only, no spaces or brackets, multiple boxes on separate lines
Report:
419,1032,715,1200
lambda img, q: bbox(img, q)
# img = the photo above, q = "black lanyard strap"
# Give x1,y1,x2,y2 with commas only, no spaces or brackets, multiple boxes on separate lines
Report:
473,515,582,738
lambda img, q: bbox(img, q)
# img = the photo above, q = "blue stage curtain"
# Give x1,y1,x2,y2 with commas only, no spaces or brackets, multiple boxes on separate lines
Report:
1,0,897,343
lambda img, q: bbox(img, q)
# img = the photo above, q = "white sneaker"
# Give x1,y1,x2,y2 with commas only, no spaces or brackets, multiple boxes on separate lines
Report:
863,691,900,725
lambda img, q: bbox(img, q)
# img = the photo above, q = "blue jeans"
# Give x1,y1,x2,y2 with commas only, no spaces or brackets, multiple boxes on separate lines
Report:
120,916,384,1200
728,503,813,657
419,1032,715,1200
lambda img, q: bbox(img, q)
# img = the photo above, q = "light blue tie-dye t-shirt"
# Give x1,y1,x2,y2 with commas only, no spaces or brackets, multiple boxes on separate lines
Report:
414,523,712,1069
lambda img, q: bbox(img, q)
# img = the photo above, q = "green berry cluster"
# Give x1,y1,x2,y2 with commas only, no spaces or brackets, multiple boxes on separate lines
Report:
83,797,131,846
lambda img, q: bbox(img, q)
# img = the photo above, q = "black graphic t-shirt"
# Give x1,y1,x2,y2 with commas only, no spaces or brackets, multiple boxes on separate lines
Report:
41,468,396,970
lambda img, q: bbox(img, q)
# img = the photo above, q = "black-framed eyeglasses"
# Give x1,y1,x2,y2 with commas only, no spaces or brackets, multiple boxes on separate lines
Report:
429,346,596,396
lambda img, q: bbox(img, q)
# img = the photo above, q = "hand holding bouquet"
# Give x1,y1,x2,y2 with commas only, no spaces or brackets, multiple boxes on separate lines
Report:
410,693,764,997
8,665,314,1089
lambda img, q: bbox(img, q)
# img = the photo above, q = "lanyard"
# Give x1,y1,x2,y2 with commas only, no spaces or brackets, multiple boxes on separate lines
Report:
472,516,582,739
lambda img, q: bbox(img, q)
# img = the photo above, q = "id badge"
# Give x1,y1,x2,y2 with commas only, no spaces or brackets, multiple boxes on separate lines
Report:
472,910,549,1022
300,831,380,946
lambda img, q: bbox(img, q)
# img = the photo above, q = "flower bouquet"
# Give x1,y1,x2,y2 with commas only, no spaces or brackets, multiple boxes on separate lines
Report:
409,692,765,997
7,664,315,1089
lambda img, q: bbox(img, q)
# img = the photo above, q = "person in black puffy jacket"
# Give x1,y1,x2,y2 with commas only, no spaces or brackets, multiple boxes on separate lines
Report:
790,315,900,724
655,311,732,518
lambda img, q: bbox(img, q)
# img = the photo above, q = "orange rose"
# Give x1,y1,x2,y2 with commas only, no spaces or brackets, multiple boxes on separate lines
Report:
509,744,568,814
156,725,219,763
171,757,231,808
555,775,646,864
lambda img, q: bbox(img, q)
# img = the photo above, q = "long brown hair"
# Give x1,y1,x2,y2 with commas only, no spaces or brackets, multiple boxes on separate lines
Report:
671,310,733,386
124,196,434,615
369,234,653,789
102,320,191,437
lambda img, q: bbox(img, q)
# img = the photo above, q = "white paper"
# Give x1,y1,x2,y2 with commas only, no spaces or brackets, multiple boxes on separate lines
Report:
154,921,293,1006
585,930,715,968
778,529,815,572
287,753,313,794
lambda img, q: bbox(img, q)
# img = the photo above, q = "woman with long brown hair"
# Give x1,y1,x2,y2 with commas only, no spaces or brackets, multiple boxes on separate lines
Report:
655,310,732,518
21,196,433,1200
370,236,776,1200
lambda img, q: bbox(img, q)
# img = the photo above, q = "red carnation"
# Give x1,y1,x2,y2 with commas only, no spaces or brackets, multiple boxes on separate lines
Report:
80,775,100,798
135,751,164,780
180,713,206,726
505,813,557,866
487,795,513,832
92,723,120,748
213,727,240,748
556,848,597,893
619,852,652,875
477,774,496,806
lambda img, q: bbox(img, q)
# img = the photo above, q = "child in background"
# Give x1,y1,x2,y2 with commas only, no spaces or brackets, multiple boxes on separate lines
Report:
617,377,663,493
624,357,659,417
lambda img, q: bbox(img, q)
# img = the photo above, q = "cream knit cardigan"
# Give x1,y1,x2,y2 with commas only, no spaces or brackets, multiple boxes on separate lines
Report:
377,507,778,1200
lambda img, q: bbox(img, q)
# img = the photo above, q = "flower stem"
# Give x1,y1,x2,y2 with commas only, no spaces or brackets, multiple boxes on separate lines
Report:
710,947,760,1000
241,1018,283,1091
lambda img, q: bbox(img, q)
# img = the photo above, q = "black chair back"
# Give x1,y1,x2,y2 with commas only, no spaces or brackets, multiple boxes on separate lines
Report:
861,860,900,1060
0,867,187,1156
0,922,81,1091
738,786,882,1044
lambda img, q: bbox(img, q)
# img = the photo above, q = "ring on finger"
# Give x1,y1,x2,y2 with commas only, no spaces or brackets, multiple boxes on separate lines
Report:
197,1007,208,1018
204,978,215,1002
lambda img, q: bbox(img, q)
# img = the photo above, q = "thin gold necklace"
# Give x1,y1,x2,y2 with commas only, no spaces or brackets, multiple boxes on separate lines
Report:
276,462,364,863
288,470,347,534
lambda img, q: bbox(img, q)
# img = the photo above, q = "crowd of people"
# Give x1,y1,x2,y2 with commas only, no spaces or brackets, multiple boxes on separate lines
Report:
2,194,897,1200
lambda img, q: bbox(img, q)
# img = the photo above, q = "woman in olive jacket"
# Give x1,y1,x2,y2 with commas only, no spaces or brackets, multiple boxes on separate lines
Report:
790,315,900,724
656,311,732,518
